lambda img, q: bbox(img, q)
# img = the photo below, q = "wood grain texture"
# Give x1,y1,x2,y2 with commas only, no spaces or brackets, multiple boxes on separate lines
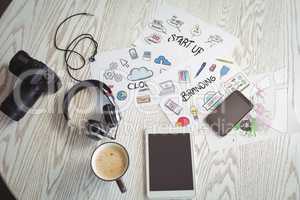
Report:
0,0,299,200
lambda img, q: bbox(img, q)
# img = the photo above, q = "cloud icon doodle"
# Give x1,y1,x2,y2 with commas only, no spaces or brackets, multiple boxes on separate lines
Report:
127,67,153,81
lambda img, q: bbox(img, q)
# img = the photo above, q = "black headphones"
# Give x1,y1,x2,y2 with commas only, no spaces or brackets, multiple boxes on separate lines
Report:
63,80,121,140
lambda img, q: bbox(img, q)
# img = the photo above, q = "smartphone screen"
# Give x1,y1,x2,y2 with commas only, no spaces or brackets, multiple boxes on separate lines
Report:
205,90,253,136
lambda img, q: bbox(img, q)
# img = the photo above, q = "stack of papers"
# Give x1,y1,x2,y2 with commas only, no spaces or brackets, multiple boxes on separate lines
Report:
91,4,286,150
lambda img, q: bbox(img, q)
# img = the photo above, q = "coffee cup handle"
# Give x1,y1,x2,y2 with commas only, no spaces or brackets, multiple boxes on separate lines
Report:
116,178,126,193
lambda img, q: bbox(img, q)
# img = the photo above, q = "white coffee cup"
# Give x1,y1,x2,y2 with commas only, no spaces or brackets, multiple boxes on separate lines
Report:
91,142,129,193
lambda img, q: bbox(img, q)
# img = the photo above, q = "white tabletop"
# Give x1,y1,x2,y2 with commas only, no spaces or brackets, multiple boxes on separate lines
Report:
0,0,299,199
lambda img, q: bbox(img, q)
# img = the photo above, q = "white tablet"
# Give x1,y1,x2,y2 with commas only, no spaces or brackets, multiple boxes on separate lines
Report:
145,128,196,199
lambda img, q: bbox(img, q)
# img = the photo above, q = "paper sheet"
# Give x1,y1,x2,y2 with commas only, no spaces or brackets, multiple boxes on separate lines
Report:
90,46,187,109
90,3,240,110
89,4,289,150
151,59,252,126
134,4,240,66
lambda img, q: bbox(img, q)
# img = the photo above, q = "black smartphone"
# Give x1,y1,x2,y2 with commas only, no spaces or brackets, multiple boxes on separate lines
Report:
205,90,253,136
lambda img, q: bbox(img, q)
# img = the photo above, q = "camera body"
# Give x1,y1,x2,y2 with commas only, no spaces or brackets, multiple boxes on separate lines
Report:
0,50,62,121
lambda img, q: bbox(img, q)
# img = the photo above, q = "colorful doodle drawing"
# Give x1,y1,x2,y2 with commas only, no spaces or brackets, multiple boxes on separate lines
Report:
202,91,223,111
104,68,123,82
206,34,223,47
143,51,151,61
223,72,250,93
209,64,217,72
178,70,190,82
145,33,161,44
114,73,123,82
127,67,153,81
190,106,199,120
149,19,167,34
191,24,201,37
220,65,230,77
167,15,184,32
104,69,115,80
175,116,190,127
234,117,256,136
240,119,252,131
120,58,129,68
216,58,234,64
159,80,175,96
117,90,127,101
164,99,183,115
194,62,206,78
129,48,138,59
136,95,151,104
154,55,171,65
109,62,118,70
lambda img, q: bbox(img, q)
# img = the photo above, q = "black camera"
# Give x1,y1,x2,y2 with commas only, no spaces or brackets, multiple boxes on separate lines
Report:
0,50,62,121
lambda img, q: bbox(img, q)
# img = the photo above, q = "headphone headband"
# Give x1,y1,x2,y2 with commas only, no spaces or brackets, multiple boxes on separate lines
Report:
63,79,114,120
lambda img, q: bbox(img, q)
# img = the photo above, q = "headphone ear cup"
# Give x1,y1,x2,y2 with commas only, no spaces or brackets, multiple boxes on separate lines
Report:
103,104,119,128
86,120,109,140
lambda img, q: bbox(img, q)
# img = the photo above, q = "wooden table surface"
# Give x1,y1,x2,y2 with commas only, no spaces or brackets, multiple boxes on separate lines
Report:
0,0,300,199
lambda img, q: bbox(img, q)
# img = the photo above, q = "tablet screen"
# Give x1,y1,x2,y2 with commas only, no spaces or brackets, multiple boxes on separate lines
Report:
148,133,193,191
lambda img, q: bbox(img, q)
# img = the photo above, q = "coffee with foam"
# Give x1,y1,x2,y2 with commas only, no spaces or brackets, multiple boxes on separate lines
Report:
92,143,128,181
